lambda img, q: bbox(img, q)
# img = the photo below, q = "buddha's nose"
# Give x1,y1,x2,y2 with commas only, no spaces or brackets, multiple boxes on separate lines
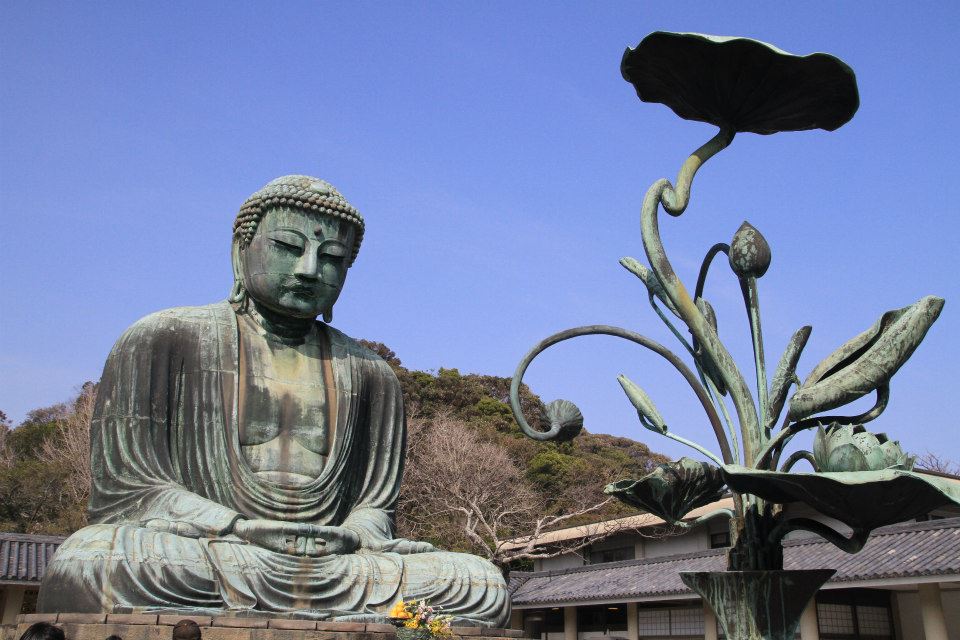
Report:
294,250,319,279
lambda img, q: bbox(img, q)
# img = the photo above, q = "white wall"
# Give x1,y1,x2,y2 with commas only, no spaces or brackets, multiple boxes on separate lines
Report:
944,590,960,640
894,588,960,640
642,529,708,558
536,553,586,572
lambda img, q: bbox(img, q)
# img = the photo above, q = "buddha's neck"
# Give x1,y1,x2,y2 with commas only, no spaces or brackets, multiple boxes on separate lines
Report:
247,301,315,344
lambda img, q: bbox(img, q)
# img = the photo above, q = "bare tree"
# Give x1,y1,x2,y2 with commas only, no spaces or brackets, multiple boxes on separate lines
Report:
398,413,662,575
916,451,960,476
38,383,96,519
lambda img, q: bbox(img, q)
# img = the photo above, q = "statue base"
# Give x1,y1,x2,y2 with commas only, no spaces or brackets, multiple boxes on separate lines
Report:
4,613,526,640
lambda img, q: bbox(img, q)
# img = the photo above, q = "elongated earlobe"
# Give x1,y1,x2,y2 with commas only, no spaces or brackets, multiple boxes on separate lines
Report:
323,308,333,323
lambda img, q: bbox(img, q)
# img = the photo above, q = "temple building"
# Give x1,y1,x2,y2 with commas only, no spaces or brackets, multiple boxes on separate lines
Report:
507,472,960,640
0,533,63,625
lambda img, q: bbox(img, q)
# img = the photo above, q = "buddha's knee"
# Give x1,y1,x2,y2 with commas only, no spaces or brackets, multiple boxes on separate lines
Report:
38,523,218,613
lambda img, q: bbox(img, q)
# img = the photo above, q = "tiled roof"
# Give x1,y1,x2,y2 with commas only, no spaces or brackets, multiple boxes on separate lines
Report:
510,517,960,606
0,532,66,584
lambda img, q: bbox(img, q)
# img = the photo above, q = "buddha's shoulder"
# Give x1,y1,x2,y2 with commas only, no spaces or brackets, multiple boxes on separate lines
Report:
324,325,399,379
116,301,234,345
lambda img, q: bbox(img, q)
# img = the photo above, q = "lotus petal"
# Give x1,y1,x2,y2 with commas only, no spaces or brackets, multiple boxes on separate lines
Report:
766,326,812,428
812,423,912,472
693,298,727,396
605,457,725,523
622,32,859,135
720,465,960,531
789,296,944,421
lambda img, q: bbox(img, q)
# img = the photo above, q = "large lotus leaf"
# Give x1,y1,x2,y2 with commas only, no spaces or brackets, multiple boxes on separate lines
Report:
720,465,960,531
605,457,725,523
622,32,859,135
789,296,944,421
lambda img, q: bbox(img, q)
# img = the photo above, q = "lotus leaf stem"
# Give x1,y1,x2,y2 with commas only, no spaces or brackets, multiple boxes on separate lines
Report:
641,127,762,464
741,277,769,440
647,293,739,463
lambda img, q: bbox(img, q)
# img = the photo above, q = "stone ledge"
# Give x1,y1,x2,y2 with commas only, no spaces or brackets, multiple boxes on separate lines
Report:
11,618,530,640
158,615,214,627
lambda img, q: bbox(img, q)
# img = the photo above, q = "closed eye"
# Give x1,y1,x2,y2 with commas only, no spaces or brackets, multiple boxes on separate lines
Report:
270,238,304,254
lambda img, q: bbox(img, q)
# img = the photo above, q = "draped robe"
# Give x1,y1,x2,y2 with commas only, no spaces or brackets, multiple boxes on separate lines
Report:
38,302,509,625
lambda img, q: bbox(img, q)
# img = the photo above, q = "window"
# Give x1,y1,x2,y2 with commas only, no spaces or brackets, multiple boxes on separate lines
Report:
709,531,731,548
578,604,628,633
816,589,894,639
590,546,634,564
818,603,855,635
637,607,704,636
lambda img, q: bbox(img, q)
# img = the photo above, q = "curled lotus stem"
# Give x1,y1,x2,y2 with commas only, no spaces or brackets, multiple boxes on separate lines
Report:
779,450,819,472
755,384,891,469
641,127,762,464
673,507,736,530
509,324,733,464
768,517,870,554
694,242,730,301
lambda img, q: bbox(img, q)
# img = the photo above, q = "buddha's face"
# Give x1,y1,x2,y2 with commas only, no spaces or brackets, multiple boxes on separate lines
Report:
240,207,356,319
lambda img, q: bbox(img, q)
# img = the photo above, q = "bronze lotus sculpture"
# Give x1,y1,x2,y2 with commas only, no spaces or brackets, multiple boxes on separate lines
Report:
510,32,953,640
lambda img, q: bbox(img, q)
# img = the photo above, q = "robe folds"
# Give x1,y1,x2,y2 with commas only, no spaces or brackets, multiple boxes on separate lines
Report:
38,302,509,626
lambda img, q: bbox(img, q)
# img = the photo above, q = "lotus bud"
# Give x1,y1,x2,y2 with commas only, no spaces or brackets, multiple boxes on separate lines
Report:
617,374,666,434
620,257,679,316
539,399,584,441
728,221,771,279
812,423,915,472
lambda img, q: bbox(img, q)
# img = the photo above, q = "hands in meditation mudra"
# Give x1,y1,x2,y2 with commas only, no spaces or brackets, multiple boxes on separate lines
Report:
38,176,509,625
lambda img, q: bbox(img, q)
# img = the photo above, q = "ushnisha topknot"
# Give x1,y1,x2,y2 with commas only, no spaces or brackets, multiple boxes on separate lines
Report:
233,175,365,265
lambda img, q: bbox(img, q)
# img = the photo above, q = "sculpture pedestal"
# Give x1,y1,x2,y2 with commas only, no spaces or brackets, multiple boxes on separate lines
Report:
4,613,526,640
681,570,835,640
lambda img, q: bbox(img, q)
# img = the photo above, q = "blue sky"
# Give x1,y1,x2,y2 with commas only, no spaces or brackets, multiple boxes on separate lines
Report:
1,2,957,465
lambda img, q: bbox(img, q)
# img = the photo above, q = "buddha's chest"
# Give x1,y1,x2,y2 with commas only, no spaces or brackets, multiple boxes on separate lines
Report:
236,322,333,478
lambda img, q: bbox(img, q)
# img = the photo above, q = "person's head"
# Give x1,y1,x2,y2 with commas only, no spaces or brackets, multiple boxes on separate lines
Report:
19,622,65,640
171,620,201,640
230,175,365,322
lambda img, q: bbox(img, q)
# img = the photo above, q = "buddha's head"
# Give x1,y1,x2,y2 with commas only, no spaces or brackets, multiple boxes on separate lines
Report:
230,175,365,322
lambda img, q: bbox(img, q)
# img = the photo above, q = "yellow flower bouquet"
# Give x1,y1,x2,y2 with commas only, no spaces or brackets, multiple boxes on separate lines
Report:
388,599,453,639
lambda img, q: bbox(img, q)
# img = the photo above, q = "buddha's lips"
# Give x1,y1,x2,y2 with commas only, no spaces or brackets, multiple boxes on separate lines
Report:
286,282,337,296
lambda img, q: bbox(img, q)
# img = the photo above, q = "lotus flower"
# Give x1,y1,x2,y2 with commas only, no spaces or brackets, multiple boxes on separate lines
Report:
812,423,914,472
789,296,944,421
605,457,725,523
621,32,859,135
